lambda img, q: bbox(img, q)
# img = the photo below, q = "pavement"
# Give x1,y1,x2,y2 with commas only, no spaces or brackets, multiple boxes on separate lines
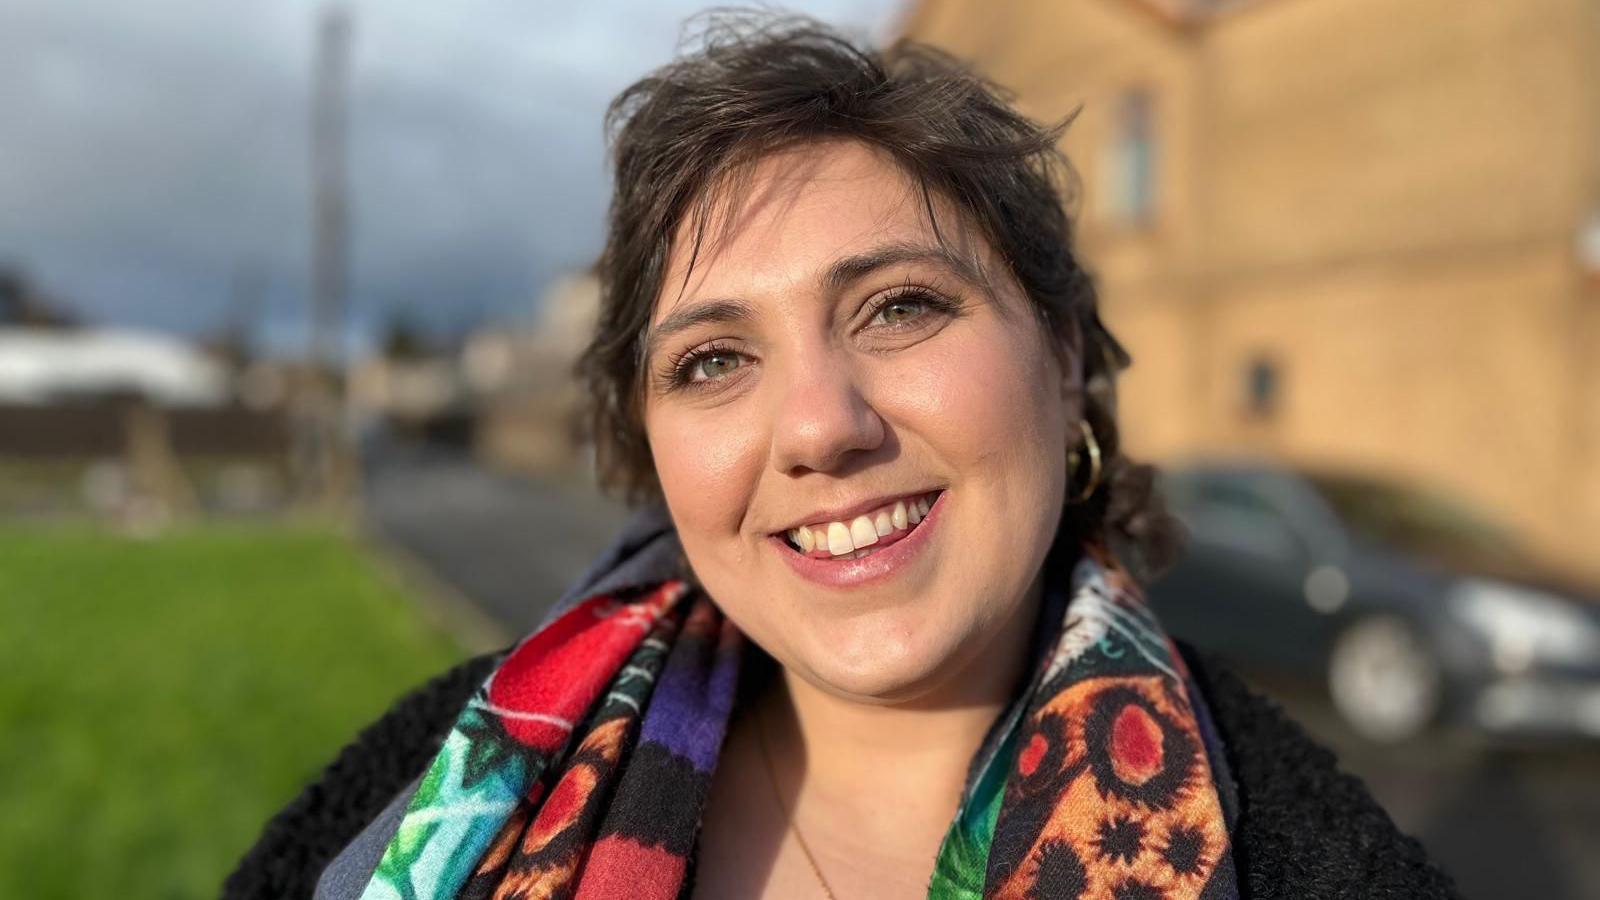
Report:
361,437,629,637
1256,678,1600,900
360,437,1600,900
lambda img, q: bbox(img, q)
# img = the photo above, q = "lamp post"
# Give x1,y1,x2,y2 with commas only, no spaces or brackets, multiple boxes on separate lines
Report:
298,4,355,512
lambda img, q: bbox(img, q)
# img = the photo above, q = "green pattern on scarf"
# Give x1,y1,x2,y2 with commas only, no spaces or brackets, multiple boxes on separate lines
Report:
926,724,1016,898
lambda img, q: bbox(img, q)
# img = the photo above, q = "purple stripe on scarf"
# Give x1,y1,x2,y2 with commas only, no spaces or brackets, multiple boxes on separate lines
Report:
637,602,741,772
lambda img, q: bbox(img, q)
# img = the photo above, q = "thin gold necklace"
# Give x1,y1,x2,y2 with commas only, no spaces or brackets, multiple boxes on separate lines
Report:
756,701,840,900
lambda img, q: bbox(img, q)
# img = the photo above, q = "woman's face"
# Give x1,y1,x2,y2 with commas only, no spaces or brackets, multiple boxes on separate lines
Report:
641,139,1079,704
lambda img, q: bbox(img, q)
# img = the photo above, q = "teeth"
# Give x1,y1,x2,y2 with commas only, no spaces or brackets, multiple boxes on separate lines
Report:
787,492,941,557
850,515,878,548
826,521,854,555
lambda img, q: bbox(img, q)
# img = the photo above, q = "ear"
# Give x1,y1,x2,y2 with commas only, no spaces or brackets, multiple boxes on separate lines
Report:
1057,316,1086,405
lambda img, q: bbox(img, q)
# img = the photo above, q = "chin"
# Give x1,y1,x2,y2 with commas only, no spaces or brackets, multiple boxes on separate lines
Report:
790,609,975,704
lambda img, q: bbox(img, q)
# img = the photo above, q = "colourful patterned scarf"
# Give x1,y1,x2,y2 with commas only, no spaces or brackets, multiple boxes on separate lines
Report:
358,540,1238,900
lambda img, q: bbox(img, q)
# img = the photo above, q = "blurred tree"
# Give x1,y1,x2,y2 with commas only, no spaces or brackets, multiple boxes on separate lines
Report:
0,268,78,329
205,267,265,373
380,310,432,360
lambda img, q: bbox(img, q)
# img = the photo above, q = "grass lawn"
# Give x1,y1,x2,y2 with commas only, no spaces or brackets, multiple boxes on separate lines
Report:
0,522,469,900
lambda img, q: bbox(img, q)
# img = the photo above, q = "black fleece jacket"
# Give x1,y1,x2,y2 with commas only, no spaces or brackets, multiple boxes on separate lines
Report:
224,643,1460,899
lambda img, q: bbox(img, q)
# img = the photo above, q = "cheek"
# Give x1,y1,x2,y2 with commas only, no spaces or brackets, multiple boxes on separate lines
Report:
888,321,1065,473
645,404,767,542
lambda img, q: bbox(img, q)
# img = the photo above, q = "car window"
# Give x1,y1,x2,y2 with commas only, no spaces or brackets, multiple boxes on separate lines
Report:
1172,473,1304,562
1195,479,1286,519
1305,473,1527,568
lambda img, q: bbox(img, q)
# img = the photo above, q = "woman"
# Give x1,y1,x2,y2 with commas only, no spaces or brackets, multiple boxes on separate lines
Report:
230,14,1459,900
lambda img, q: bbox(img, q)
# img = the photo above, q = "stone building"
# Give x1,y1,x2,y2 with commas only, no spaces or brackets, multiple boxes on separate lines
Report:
469,273,603,478
901,0,1600,573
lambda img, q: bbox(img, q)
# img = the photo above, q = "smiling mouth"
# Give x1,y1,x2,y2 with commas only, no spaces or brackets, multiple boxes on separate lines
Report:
779,490,943,560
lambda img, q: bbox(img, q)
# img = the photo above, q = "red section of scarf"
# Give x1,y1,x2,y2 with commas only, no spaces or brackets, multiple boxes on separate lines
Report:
487,585,676,750
574,835,686,900
1111,703,1164,784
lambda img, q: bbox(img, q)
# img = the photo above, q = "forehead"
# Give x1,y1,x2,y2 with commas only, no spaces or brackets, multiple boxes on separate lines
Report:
652,139,990,321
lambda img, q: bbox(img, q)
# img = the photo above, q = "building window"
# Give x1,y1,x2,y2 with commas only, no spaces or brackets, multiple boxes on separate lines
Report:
1106,88,1157,227
1580,209,1600,277
1244,355,1280,419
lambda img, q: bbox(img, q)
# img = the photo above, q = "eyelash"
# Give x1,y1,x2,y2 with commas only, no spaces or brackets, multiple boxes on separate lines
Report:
661,285,960,392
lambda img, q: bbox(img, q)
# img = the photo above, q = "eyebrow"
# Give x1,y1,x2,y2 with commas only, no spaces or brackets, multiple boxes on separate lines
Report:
645,240,987,363
645,298,758,366
821,240,987,293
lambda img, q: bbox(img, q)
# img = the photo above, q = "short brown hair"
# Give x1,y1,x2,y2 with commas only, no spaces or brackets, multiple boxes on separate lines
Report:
578,11,1182,579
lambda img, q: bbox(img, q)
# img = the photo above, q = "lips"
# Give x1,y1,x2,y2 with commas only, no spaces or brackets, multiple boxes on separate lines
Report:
770,490,946,589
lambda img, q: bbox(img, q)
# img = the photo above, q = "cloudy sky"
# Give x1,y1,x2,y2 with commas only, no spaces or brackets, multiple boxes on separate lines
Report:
0,0,903,355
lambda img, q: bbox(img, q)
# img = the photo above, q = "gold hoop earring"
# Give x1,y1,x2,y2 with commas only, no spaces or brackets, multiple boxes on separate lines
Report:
1066,419,1102,505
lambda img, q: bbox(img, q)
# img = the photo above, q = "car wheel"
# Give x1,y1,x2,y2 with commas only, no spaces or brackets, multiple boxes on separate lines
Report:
1327,615,1442,743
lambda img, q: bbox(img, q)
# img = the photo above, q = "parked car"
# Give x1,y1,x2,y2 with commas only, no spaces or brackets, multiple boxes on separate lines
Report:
1146,460,1600,743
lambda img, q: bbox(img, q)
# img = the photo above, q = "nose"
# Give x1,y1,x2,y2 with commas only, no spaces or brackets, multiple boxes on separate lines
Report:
768,358,886,476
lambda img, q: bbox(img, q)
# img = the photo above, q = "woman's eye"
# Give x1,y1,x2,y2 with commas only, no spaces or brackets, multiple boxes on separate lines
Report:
873,296,933,327
691,350,742,382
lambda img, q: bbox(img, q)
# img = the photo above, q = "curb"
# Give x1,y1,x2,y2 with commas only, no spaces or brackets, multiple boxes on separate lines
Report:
357,526,515,655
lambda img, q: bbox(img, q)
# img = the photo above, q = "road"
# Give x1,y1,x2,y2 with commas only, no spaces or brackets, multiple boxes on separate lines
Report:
361,440,1600,900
